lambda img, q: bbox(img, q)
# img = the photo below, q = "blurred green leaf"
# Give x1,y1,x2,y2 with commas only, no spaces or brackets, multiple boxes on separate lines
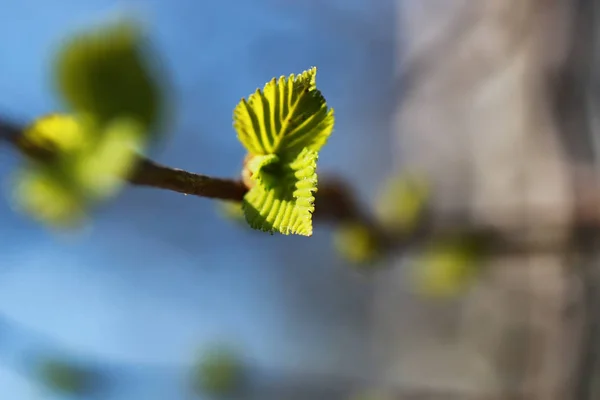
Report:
192,347,243,396
332,222,381,264
37,359,93,395
74,117,144,198
12,167,86,228
216,201,245,225
18,113,88,159
12,114,144,228
413,236,487,298
54,19,164,135
374,173,429,232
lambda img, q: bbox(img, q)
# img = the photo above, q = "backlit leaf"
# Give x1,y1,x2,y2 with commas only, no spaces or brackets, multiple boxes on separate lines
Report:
12,114,144,228
243,148,317,236
233,67,334,155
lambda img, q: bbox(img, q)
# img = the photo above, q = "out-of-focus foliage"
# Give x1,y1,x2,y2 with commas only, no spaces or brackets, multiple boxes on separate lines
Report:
191,347,243,397
412,235,487,298
12,115,144,227
332,222,381,265
234,67,334,236
216,200,245,225
374,173,429,232
11,19,166,228
54,19,165,135
348,389,391,400
37,358,95,395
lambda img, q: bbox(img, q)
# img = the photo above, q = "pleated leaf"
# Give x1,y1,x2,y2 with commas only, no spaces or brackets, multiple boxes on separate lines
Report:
233,67,334,155
242,148,318,236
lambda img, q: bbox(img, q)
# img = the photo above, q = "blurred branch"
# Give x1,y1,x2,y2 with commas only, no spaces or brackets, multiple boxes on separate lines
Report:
4,115,600,255
0,116,376,227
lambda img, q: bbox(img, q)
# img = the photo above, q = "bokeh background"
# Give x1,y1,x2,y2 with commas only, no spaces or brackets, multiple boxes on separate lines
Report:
4,1,599,399
0,0,396,398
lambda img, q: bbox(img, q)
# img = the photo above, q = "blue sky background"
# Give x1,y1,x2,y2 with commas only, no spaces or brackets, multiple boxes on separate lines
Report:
0,0,396,398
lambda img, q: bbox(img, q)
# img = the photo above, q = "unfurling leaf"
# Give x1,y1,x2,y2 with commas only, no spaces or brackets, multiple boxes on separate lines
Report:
233,67,334,236
374,173,429,232
245,153,281,189
234,67,334,156
413,236,487,298
333,222,381,265
53,19,165,135
243,148,317,236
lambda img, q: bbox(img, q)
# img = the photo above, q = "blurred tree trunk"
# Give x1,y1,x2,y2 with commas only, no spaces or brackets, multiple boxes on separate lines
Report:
372,1,600,398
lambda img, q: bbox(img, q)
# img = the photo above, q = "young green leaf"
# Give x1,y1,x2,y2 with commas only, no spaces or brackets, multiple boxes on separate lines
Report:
243,148,318,236
234,68,334,236
53,19,164,135
233,67,334,155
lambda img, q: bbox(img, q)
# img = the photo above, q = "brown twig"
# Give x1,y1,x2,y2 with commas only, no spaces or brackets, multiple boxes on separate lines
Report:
4,115,600,255
0,116,377,228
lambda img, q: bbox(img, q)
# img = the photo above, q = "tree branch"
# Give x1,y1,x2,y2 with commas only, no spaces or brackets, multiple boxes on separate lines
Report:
0,116,375,227
129,158,247,201
4,115,600,256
